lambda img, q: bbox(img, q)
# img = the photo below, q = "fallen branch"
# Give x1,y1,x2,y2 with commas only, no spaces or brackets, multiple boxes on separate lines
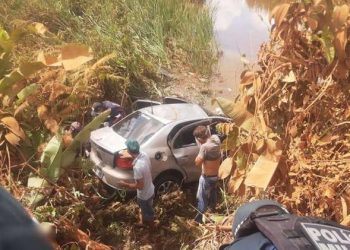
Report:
204,225,232,231
57,218,111,250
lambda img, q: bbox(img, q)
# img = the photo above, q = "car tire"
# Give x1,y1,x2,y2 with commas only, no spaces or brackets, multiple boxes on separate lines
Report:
154,174,182,198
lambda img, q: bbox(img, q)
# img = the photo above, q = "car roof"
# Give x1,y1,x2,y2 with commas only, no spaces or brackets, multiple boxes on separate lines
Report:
139,103,208,124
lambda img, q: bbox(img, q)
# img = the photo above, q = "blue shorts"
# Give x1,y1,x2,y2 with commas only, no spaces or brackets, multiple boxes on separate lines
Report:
137,195,154,221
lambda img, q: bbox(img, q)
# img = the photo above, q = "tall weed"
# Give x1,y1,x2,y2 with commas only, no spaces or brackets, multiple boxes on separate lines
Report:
1,0,216,87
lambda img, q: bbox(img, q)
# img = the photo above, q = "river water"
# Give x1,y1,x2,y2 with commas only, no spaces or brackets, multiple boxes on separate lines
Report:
208,0,273,99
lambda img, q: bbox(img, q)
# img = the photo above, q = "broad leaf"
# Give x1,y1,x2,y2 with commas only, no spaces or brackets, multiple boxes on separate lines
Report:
16,83,39,105
341,195,350,220
342,215,350,226
10,20,47,42
1,116,25,140
0,28,12,52
0,71,22,93
216,123,239,149
37,51,61,67
228,169,245,194
0,62,45,93
19,61,45,77
240,70,255,86
332,5,349,31
218,157,233,180
27,175,48,188
61,44,93,71
334,29,347,60
314,27,335,63
61,110,110,168
212,97,253,126
26,174,50,209
13,101,29,117
270,4,290,27
0,52,11,78
240,116,259,133
244,155,279,190
5,132,21,145
40,135,63,182
236,151,247,170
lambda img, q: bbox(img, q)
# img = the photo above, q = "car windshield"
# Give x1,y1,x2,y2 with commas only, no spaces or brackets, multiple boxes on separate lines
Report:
112,111,164,144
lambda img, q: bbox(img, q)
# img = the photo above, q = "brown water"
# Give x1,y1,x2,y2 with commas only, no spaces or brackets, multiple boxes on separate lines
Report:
208,0,274,99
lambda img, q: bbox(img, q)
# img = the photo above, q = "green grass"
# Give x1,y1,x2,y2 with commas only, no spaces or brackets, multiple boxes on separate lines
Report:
1,0,216,99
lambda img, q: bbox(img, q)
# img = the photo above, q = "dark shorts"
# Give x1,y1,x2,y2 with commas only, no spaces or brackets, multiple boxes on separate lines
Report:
137,195,155,221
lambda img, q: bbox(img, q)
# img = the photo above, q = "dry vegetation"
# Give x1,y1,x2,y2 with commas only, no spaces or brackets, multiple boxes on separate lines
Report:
4,0,350,249
214,0,350,226
0,1,218,249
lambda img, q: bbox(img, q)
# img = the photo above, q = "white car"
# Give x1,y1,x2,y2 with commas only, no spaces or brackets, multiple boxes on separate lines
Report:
89,102,229,196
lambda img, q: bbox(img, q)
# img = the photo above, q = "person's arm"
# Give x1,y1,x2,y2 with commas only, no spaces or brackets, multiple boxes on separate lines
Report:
195,156,204,167
195,145,205,167
119,163,144,189
119,178,144,190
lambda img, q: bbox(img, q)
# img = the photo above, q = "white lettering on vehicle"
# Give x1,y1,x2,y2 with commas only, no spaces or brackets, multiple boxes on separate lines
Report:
301,223,350,250
318,243,347,250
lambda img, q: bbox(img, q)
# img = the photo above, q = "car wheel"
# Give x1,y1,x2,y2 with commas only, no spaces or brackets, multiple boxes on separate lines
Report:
154,174,182,197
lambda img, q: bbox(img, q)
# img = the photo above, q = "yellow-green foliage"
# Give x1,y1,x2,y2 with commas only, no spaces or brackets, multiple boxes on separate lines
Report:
1,0,216,96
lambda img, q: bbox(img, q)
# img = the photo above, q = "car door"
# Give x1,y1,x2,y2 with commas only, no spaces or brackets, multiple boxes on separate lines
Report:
169,119,213,182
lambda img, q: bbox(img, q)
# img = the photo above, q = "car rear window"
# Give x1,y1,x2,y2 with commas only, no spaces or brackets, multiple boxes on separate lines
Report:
112,111,164,144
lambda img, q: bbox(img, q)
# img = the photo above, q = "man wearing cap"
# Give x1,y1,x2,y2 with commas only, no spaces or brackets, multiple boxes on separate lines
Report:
91,100,125,126
119,140,155,228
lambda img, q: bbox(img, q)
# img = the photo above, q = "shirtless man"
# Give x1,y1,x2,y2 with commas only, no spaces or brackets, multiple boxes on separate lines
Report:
193,125,221,223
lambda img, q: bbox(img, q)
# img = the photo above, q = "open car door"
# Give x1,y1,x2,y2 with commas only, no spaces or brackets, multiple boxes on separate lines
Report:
169,119,214,182
169,117,231,182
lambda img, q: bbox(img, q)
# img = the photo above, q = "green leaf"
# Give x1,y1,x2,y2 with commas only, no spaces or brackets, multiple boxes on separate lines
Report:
0,71,22,93
0,52,11,78
314,27,335,64
209,214,225,223
0,62,45,94
224,127,239,149
16,83,39,105
240,117,259,133
10,21,47,43
324,44,335,64
26,173,50,208
0,28,13,52
236,150,248,170
40,135,63,182
61,110,111,168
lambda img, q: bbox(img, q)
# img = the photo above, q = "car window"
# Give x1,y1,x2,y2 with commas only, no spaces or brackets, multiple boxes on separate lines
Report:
173,127,196,149
113,111,164,144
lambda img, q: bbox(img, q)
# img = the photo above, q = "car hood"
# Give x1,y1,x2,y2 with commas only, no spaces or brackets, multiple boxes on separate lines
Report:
90,127,126,153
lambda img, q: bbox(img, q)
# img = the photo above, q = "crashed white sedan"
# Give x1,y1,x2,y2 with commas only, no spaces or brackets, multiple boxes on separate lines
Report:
89,102,229,196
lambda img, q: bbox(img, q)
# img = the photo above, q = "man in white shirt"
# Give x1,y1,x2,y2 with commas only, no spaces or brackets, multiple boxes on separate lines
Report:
119,140,155,228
